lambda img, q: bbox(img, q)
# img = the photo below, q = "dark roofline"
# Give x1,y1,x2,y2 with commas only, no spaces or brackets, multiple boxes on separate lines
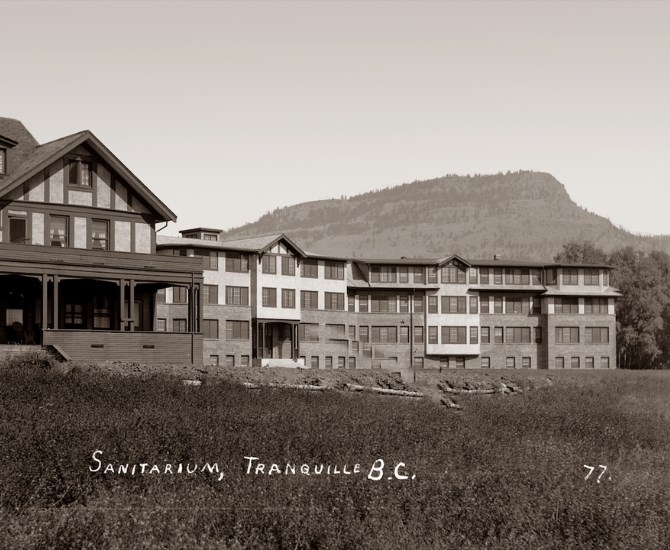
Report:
546,263,614,269
180,227,223,235
0,135,18,148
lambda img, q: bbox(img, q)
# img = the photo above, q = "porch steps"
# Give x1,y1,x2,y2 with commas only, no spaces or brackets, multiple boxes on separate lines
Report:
43,344,71,362
261,358,308,369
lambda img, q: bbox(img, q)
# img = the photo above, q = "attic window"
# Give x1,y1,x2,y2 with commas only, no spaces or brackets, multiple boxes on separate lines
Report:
0,149,5,175
68,159,92,187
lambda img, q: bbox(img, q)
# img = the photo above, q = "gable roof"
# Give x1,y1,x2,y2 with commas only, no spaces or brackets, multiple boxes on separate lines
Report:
157,232,307,258
437,254,472,268
0,122,176,222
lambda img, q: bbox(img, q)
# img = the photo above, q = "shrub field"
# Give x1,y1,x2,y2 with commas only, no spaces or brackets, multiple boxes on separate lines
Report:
0,358,668,549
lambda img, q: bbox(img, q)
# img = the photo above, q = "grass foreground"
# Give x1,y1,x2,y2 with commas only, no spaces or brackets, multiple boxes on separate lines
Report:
0,357,669,549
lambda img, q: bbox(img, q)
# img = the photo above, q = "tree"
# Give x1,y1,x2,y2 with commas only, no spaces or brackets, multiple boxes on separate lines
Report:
554,240,608,264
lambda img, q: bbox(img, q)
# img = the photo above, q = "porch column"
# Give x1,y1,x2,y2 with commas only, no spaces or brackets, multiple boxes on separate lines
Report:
293,323,299,360
53,275,59,329
119,279,126,330
187,284,193,333
198,283,204,333
41,274,48,332
259,321,265,359
129,280,135,331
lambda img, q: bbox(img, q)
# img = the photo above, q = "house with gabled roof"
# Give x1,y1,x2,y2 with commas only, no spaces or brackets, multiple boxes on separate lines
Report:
0,117,203,362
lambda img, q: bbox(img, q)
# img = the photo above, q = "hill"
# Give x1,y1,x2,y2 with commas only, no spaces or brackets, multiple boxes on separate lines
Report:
221,171,670,260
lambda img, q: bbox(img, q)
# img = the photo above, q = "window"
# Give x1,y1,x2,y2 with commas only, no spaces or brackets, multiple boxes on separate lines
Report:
505,297,530,314
469,269,478,284
532,298,542,315
337,357,346,369
359,326,369,343
349,325,356,339
506,357,515,369
352,341,359,352
441,266,466,284
555,327,579,344
49,215,68,247
584,298,608,314
399,295,409,313
226,253,249,272
481,357,490,368
494,327,504,344
195,250,218,270
555,357,565,368
203,319,219,339
371,295,396,313
359,295,369,313
603,271,610,286
68,159,92,187
470,326,478,344
173,287,188,304
226,320,249,340
428,296,438,313
324,261,345,280
348,295,355,312
371,326,397,343
311,356,319,369
440,358,449,370
505,269,529,285
301,259,319,278
91,220,109,250
93,296,111,329
262,255,277,274
493,268,503,285
454,357,465,369
370,266,396,283
298,323,319,342
225,286,249,306
563,269,578,285
324,292,345,310
531,269,542,285
601,356,610,368
301,290,318,310
398,267,409,283
413,267,425,284
442,296,466,314
281,256,295,276
348,357,357,369
156,318,166,331
480,268,489,284
480,296,490,314
534,327,543,343
156,289,166,304
584,269,600,285
0,149,5,174
8,215,27,244
414,357,424,369
241,355,250,367
585,327,609,344
203,285,218,305
209,355,219,366
428,326,438,344
554,297,578,314
469,296,478,314
442,326,467,344
282,288,295,308
547,269,557,285
481,326,490,344
225,355,235,367
414,326,424,344
585,356,594,369
522,357,531,369
262,287,277,307
325,356,333,369
571,357,580,369
506,327,531,343
203,233,218,241
427,267,438,284
173,319,187,333
414,295,424,313
494,296,503,314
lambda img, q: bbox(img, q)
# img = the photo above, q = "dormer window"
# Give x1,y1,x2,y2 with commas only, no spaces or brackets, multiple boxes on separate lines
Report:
68,159,92,187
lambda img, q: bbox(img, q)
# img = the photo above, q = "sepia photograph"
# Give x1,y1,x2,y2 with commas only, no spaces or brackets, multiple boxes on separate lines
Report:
0,0,668,548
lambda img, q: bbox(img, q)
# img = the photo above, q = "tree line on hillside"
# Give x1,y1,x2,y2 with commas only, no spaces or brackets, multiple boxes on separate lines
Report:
555,241,670,369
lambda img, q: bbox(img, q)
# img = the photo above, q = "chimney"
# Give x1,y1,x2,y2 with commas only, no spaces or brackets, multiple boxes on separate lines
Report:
493,254,502,261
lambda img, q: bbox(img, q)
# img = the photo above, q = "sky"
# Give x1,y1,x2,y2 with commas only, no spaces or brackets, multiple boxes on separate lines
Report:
3,0,669,236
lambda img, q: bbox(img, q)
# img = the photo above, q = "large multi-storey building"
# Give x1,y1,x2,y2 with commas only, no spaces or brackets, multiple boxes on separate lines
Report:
156,231,620,370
